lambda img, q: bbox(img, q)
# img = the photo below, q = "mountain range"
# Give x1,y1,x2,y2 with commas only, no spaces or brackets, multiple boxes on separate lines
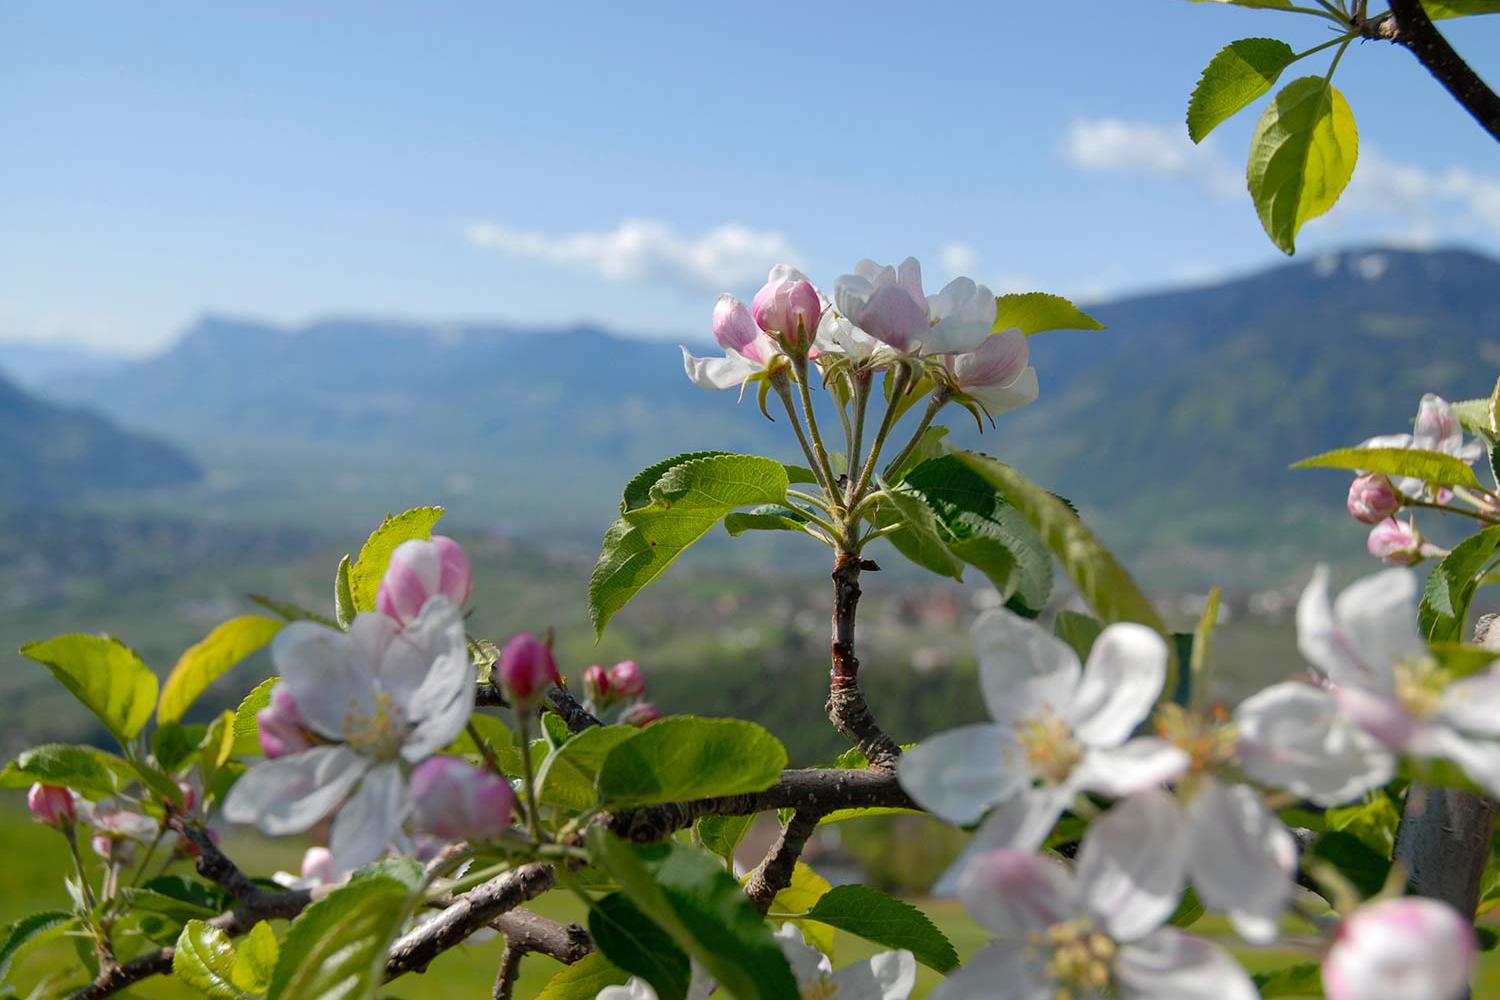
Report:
8,245,1500,586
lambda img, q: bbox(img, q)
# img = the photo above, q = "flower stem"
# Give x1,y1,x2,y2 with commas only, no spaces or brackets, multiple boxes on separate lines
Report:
849,365,913,508
845,370,873,505
514,713,545,844
468,721,506,776
772,375,837,499
879,389,948,484
791,355,841,506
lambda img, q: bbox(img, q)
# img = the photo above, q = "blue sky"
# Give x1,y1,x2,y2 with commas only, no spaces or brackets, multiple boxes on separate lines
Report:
2,1,1499,355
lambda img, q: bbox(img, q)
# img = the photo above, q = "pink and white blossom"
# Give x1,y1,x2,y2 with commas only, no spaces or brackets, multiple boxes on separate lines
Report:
1365,518,1429,566
409,756,515,843
833,258,996,356
752,265,822,351
682,293,783,391
1358,394,1482,500
497,631,559,705
27,784,75,828
609,660,645,697
273,845,338,891
222,597,475,874
939,327,1039,417
932,834,1258,1000
1323,897,1475,1000
622,702,660,727
898,610,1186,850
1347,473,1402,524
376,535,473,626
257,683,312,759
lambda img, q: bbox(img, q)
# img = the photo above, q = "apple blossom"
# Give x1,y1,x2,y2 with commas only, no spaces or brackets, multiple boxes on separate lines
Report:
1323,897,1475,1000
376,535,473,626
27,784,74,828
497,631,559,705
273,845,337,890
939,326,1039,418
682,294,783,391
257,683,312,759
898,609,1187,851
609,659,645,696
409,756,515,843
222,596,475,874
622,702,659,727
1366,518,1427,566
1357,394,1482,501
932,832,1258,1000
752,265,822,351
1347,473,1402,524
833,258,997,356
583,664,611,703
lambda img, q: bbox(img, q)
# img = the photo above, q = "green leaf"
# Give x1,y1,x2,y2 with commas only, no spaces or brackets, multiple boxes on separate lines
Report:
334,555,356,630
1168,886,1206,929
622,451,732,513
1311,831,1391,899
199,710,238,804
19,634,158,744
586,828,800,1000
159,616,283,725
1185,0,1296,7
348,506,444,613
1253,961,1324,997
267,875,411,1000
783,463,820,486
767,863,834,958
901,455,1054,614
233,921,279,995
885,426,950,485
723,505,810,537
588,893,692,1000
535,953,630,1000
0,743,123,799
248,594,338,629
173,920,250,1000
1292,446,1481,489
536,725,639,813
590,455,789,636
952,452,1170,667
596,716,786,808
154,723,207,772
231,678,278,757
1188,38,1298,142
875,482,965,581
1424,0,1500,15
1248,76,1358,254
992,293,1104,336
124,876,230,921
1420,526,1500,642
0,911,72,982
802,884,959,973
697,814,754,871
1054,612,1104,665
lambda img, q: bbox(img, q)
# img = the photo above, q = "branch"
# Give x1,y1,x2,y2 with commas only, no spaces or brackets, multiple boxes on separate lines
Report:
1377,1,1500,143
489,908,592,1000
826,552,902,768
384,863,557,980
474,681,602,733
744,810,821,913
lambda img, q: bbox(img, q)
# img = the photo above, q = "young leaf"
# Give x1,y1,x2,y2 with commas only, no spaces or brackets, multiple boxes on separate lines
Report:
802,884,959,973
534,953,631,1000
123,876,229,922
596,717,786,808
1054,612,1104,664
0,911,73,982
348,506,444,613
590,455,789,636
1292,446,1481,490
621,451,731,513
586,829,800,1000
536,724,639,813
230,677,278,757
588,893,693,1000
335,554,356,629
19,634,158,744
1252,961,1324,997
158,616,283,725
1247,76,1358,254
267,875,411,1000
874,482,965,581
232,921,279,995
1419,525,1500,642
697,814,755,871
173,920,249,1000
992,293,1104,336
1187,38,1298,142
0,743,123,799
765,863,834,958
723,504,810,537
248,593,338,629
1423,0,1500,15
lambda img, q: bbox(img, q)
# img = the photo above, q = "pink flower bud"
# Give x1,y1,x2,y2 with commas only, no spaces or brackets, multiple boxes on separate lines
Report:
622,702,660,727
1347,474,1402,524
27,784,75,828
1367,519,1422,566
376,535,473,626
410,757,516,843
301,846,334,886
90,834,115,860
1324,897,1475,1000
257,684,311,758
583,665,611,702
752,267,822,349
608,660,645,697
497,632,559,704
92,834,137,865
176,782,197,813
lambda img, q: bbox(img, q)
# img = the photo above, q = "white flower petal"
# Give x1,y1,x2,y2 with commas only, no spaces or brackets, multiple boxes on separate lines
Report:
1416,725,1500,799
681,346,756,390
973,609,1081,728
1077,790,1188,943
1235,682,1394,806
1073,738,1189,798
328,762,408,874
1333,568,1423,683
394,596,476,761
1437,666,1500,737
965,366,1039,417
273,623,374,741
598,979,659,1000
959,850,1079,938
929,789,1073,897
923,278,995,355
897,723,1022,827
773,924,832,986
927,941,1052,1000
222,746,367,836
1185,780,1296,945
1069,623,1169,748
1115,929,1259,1000
831,950,917,1000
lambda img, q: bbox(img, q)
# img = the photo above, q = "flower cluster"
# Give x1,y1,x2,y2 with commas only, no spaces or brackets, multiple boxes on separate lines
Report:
582,659,657,725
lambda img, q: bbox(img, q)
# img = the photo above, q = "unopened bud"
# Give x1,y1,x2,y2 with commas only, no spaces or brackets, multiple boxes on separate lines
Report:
1324,897,1474,1000
622,702,660,727
583,665,611,703
1367,519,1423,566
1347,474,1402,524
410,756,516,843
752,267,822,351
497,632,560,704
27,784,75,828
609,660,645,697
301,846,335,886
376,535,473,626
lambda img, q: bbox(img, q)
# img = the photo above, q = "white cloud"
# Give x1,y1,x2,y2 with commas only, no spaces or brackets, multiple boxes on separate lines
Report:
938,240,979,279
466,218,800,291
1065,118,1240,197
1342,149,1500,242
